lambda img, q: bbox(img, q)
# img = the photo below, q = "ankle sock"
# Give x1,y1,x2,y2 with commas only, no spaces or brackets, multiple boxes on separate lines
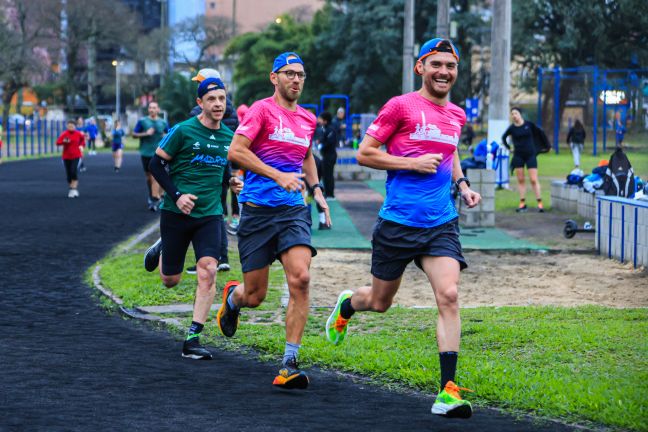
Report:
187,321,204,340
319,212,326,224
227,287,239,311
283,342,300,364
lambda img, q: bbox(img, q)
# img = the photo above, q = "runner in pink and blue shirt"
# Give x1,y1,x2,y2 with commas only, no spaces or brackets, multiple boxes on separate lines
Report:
325,38,481,420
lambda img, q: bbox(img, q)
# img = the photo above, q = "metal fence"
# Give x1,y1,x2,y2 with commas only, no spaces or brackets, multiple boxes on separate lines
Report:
1,119,66,158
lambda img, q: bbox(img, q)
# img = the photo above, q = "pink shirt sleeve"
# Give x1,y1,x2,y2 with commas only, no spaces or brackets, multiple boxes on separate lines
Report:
365,97,402,145
235,102,265,142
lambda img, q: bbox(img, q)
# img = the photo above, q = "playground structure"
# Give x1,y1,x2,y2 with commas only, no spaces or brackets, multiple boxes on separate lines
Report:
537,65,648,155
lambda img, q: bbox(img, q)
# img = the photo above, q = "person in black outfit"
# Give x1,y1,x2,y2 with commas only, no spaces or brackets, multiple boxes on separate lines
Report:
566,119,586,169
501,107,544,213
317,111,337,199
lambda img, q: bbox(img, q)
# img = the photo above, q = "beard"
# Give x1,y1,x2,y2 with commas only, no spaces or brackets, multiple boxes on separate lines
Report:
278,84,302,102
423,75,453,99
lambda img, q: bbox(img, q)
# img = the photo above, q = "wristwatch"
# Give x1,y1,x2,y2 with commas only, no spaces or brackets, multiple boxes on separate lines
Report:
309,183,323,194
455,177,470,189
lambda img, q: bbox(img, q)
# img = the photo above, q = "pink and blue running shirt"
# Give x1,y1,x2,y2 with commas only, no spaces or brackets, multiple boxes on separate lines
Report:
366,92,466,228
234,97,317,207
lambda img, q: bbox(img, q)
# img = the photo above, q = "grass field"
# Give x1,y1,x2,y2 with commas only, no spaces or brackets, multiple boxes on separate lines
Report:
96,239,648,432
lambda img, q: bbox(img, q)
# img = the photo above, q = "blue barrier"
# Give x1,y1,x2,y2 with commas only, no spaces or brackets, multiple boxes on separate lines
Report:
1,119,65,158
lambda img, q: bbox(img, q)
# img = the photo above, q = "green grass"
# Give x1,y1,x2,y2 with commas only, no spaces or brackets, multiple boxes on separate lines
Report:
96,236,648,431
98,248,286,311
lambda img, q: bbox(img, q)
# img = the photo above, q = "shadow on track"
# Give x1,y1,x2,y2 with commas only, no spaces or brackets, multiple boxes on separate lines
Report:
0,154,580,431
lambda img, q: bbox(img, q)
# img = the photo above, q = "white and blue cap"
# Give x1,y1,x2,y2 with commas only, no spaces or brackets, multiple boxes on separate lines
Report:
272,52,304,73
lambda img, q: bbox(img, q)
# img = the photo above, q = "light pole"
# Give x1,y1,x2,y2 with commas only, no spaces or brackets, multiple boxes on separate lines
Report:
111,60,123,120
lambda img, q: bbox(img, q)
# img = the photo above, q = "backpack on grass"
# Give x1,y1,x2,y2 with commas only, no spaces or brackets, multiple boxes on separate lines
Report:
602,148,635,198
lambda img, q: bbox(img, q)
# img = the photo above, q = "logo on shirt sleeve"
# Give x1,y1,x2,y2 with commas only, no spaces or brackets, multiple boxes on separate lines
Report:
368,124,379,132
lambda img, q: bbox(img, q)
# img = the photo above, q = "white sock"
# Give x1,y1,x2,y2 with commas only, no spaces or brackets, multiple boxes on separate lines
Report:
319,212,326,224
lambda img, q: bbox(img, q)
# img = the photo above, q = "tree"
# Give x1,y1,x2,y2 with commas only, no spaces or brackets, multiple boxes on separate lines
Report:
157,72,195,126
0,0,59,129
174,15,234,72
512,0,648,133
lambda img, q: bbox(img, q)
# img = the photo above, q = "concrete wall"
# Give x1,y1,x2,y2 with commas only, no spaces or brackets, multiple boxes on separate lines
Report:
550,180,601,220
596,196,648,268
458,169,495,227
332,149,386,180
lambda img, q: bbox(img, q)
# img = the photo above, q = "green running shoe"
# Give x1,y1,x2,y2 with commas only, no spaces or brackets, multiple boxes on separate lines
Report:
325,290,353,345
431,381,473,418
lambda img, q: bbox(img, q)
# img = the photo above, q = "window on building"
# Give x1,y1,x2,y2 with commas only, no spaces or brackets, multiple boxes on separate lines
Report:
210,2,216,9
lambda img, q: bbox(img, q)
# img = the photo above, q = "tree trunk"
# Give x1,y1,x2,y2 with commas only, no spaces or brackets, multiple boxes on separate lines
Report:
86,17,97,117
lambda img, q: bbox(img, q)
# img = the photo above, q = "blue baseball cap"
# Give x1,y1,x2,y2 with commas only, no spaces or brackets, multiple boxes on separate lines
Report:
197,77,226,98
272,52,304,73
415,38,460,75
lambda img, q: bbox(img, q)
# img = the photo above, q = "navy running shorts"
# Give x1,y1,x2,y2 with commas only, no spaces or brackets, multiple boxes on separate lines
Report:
160,210,223,275
370,217,467,281
237,204,316,273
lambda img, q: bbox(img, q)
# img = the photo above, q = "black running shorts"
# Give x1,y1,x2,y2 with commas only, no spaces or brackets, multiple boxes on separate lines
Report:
510,151,538,170
63,158,79,183
159,210,223,275
237,204,316,273
141,156,152,173
370,217,467,281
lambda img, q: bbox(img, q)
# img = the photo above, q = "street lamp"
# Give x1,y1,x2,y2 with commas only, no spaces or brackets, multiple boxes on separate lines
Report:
112,60,123,120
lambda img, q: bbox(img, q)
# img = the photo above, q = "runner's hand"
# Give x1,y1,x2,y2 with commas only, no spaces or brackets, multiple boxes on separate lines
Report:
461,188,481,208
146,127,155,136
229,177,244,194
411,153,443,174
313,188,332,228
275,172,305,193
176,194,197,215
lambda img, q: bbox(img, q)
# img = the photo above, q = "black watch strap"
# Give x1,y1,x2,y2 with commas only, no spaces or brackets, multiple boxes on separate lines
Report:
455,177,470,188
309,183,323,194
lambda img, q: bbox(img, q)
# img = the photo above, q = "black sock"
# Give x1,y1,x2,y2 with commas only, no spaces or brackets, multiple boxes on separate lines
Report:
187,321,204,340
439,351,458,389
340,298,355,319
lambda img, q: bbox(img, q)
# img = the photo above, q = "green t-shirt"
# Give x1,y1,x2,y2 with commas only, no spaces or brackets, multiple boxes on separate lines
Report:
135,116,169,157
159,116,233,218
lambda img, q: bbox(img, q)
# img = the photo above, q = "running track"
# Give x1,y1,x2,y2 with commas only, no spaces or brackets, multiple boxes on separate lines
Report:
0,154,580,431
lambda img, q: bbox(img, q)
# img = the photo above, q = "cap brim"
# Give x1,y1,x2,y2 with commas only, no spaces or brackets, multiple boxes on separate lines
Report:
191,75,202,82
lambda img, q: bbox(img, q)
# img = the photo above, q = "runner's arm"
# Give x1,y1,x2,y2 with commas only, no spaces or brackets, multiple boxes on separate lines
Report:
150,149,182,202
452,149,480,208
228,133,305,192
356,134,442,174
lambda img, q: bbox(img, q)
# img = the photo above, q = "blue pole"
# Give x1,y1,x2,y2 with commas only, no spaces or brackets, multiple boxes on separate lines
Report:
37,119,42,154
592,66,598,156
537,67,543,128
553,67,560,154
15,120,20,157
602,71,608,153
22,121,27,156
44,120,48,153
30,120,34,156
6,121,11,157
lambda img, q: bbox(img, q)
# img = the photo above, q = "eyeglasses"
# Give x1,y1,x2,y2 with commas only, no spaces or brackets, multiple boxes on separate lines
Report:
277,70,307,80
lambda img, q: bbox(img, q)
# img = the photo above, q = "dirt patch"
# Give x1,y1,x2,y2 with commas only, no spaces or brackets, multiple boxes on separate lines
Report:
309,249,648,308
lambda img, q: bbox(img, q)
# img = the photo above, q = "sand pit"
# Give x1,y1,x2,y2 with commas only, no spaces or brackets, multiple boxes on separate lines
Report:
309,250,648,308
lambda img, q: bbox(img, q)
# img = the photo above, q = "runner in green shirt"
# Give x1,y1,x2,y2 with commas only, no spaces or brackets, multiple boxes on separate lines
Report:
133,102,169,211
143,78,233,360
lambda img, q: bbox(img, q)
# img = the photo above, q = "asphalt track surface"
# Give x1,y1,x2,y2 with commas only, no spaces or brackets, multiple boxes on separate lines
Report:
0,154,580,431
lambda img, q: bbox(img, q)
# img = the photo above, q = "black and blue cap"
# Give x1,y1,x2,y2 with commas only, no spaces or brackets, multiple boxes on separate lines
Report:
272,52,304,73
415,38,460,75
197,77,226,98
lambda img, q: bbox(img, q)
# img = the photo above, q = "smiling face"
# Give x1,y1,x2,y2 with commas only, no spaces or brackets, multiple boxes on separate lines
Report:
416,52,458,100
197,88,227,123
270,60,305,103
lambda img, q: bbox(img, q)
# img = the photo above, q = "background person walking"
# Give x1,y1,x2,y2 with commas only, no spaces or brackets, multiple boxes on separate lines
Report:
56,119,86,198
502,107,545,212
133,102,169,211
566,119,586,169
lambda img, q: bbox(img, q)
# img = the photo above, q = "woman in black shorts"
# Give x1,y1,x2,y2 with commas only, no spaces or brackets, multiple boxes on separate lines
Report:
502,107,544,212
